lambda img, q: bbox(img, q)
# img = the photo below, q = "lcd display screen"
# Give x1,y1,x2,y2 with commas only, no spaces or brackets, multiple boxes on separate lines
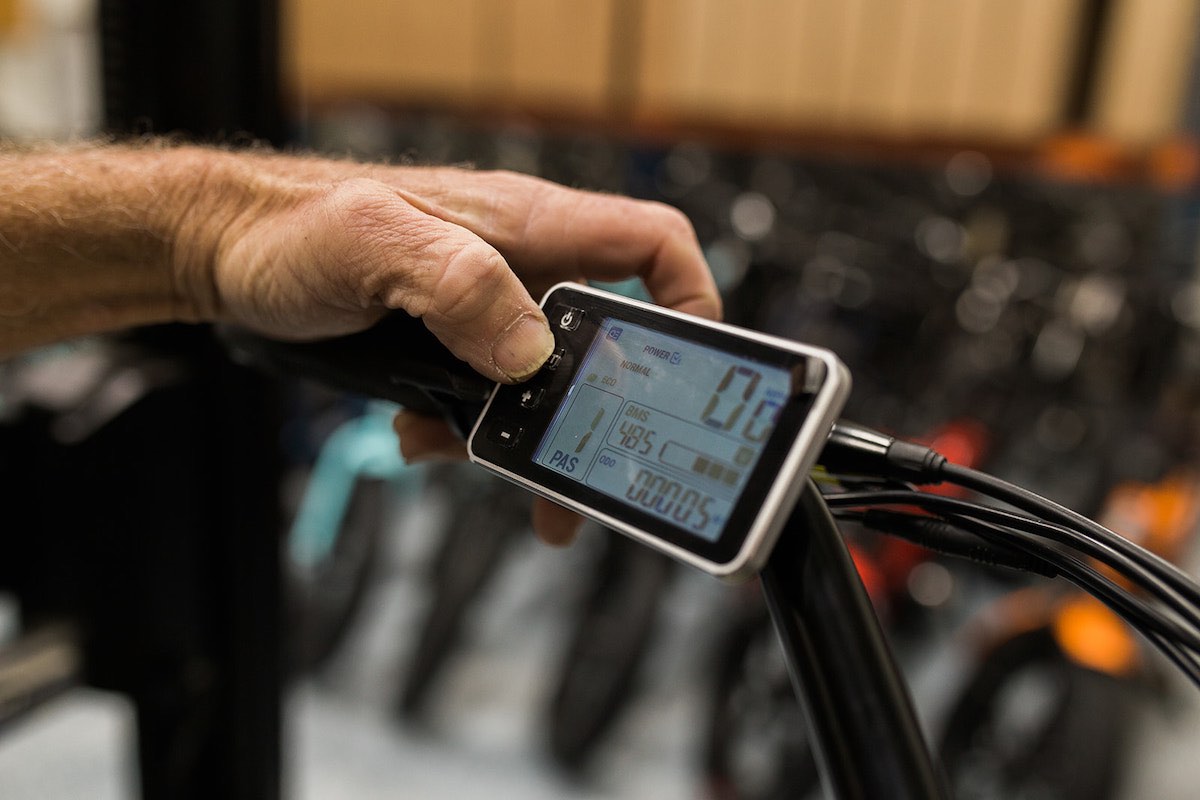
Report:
533,317,792,542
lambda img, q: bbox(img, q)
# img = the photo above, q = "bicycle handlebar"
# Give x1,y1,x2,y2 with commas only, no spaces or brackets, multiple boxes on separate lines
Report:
219,313,491,438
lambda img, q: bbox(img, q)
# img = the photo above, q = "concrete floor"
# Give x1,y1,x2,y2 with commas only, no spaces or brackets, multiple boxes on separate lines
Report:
4,508,1200,799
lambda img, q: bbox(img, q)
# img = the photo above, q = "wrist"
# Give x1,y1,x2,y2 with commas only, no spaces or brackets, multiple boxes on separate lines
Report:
0,142,215,352
158,146,265,324
163,146,352,327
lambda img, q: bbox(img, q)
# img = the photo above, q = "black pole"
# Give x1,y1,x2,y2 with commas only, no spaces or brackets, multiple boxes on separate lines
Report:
95,3,285,799
98,0,283,143
760,480,947,800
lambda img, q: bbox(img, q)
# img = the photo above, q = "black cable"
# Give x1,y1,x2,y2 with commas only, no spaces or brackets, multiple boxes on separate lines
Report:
837,506,1200,654
963,520,1200,652
824,490,1200,634
939,462,1200,610
834,506,1200,688
835,508,1059,577
819,422,1200,685
1139,626,1200,688
945,515,1200,689
823,423,1200,612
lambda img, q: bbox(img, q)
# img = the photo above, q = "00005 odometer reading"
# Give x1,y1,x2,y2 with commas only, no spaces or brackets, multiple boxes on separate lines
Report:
533,317,792,542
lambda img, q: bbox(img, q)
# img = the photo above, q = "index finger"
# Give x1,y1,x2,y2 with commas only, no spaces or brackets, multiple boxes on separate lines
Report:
388,169,722,321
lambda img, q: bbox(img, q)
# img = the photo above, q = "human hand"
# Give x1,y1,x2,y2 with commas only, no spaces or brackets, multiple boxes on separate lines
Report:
178,155,720,543
183,160,720,378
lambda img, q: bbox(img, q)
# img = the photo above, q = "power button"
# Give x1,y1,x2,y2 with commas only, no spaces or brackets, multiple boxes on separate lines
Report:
555,305,584,331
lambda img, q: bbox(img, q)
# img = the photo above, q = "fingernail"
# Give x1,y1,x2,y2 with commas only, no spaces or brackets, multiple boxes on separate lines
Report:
543,517,583,547
493,314,554,382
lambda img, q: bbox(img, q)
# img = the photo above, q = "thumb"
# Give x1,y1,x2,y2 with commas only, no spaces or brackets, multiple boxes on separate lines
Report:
319,179,555,382
404,226,555,383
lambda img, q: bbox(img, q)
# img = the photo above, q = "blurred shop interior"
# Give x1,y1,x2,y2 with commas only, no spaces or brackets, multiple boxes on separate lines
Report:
4,0,1200,798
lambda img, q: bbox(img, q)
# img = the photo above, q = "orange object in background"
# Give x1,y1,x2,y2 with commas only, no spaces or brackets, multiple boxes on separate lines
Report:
1037,131,1135,183
1099,471,1200,562
1052,470,1200,677
1149,137,1200,191
1037,131,1200,189
1054,595,1141,676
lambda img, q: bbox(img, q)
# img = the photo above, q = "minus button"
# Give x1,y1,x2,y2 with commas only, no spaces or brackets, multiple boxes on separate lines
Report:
487,420,523,448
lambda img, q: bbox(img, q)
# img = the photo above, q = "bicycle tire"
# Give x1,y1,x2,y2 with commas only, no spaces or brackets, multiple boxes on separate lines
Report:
938,627,1133,800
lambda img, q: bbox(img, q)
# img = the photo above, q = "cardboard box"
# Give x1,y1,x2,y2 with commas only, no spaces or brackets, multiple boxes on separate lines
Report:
284,0,486,104
284,0,616,114
634,0,1085,141
1091,0,1200,145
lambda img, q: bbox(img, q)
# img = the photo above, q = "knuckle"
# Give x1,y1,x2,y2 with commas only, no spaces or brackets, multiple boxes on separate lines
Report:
427,241,511,322
481,168,535,188
312,178,426,309
323,178,398,237
477,170,548,233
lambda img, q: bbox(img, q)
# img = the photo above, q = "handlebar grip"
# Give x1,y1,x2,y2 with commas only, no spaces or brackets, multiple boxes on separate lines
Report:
219,313,493,437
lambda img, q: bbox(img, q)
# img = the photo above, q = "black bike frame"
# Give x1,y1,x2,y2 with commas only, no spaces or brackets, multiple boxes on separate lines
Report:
760,479,949,800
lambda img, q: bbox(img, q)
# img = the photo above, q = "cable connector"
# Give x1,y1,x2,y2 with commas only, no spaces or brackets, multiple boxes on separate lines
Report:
820,421,947,484
856,510,1058,578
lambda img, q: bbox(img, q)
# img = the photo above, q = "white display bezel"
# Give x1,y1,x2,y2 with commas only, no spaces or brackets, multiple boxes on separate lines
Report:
467,282,850,582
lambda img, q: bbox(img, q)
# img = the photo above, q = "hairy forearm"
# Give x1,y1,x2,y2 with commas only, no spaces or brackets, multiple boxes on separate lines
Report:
0,140,719,378
0,141,343,355
0,142,208,354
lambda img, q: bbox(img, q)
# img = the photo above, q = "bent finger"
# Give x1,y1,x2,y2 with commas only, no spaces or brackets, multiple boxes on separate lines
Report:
317,178,555,382
390,170,722,320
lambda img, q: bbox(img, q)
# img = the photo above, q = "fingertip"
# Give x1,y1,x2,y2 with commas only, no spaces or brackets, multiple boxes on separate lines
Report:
656,224,723,322
392,410,467,463
391,409,421,438
532,497,584,547
673,288,723,322
492,312,555,383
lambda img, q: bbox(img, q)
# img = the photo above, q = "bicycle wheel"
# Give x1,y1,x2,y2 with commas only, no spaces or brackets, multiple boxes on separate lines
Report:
397,471,529,717
938,627,1133,800
545,534,674,772
284,478,384,675
703,602,819,800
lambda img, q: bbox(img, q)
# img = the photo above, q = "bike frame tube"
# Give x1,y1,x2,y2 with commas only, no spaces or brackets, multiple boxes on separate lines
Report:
760,479,948,800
